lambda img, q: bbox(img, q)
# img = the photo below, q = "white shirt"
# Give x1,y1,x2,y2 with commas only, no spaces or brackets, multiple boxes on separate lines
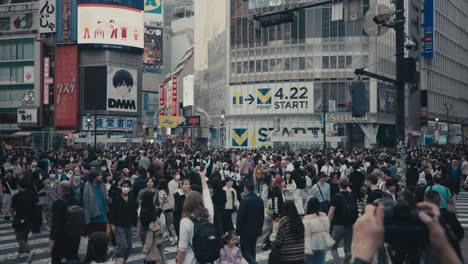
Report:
320,165,334,176
168,179,180,194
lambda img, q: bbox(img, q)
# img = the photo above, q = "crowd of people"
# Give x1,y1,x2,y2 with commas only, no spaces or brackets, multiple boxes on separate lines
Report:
0,144,467,264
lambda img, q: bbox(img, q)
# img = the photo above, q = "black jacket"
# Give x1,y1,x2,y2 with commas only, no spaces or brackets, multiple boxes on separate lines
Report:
236,192,264,240
132,175,147,198
50,193,80,242
270,187,283,220
109,195,138,228
406,167,419,187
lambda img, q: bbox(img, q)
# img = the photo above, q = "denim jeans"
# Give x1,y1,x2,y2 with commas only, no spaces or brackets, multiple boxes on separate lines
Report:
305,251,326,264
115,226,133,261
331,225,353,261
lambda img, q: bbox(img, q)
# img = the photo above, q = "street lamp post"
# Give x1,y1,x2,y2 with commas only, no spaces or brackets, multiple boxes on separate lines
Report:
220,114,225,148
86,111,98,150
443,103,454,143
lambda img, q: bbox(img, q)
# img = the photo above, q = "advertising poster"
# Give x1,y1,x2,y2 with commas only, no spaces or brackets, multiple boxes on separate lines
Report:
39,0,56,33
183,74,194,107
23,66,34,83
56,0,77,43
77,3,144,49
229,82,314,115
107,66,138,113
17,108,38,124
77,0,143,10
143,27,162,65
172,76,178,116
83,66,107,111
144,0,163,25
424,0,434,59
55,45,79,128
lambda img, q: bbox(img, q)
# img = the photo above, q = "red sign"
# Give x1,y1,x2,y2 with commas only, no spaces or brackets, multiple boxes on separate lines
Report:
172,75,178,116
159,84,165,116
43,57,50,105
54,46,79,128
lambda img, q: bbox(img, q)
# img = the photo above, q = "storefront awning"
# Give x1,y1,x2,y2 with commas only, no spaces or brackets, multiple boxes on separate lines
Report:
12,131,32,137
55,130,77,136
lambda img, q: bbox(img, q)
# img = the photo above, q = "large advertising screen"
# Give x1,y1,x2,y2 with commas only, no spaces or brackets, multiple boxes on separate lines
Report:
143,27,162,65
77,3,144,49
77,0,143,10
107,67,138,113
83,66,107,111
55,45,79,128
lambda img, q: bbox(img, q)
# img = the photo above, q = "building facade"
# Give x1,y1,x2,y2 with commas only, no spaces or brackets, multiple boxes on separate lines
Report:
195,0,400,149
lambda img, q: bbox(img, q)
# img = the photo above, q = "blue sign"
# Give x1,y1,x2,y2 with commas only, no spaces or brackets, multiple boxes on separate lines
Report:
145,0,162,14
144,92,149,111
77,0,144,10
423,0,434,59
56,0,78,43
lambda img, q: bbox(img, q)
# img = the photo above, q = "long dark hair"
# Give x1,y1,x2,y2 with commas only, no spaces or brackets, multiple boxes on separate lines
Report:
282,200,304,238
305,197,321,216
84,232,108,263
139,191,157,228
158,178,169,193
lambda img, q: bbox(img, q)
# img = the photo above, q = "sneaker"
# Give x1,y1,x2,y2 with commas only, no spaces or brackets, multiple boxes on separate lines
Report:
27,252,34,263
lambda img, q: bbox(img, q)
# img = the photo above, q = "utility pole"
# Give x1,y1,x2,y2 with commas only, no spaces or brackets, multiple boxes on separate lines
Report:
444,103,453,143
94,109,97,151
394,0,406,143
322,85,326,151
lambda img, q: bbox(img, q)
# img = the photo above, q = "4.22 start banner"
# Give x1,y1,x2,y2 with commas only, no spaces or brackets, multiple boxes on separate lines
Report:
229,82,314,115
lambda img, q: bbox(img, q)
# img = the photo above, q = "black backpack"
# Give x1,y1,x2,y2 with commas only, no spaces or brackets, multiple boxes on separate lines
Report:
189,216,220,263
338,193,358,222
64,205,85,238
294,169,307,189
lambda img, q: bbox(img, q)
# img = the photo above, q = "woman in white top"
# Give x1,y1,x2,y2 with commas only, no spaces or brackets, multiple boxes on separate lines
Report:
175,170,214,264
283,171,297,201
303,197,334,264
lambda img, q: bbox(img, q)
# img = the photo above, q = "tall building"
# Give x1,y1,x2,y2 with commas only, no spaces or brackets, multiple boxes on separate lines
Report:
417,0,468,144
195,0,401,149
0,1,42,145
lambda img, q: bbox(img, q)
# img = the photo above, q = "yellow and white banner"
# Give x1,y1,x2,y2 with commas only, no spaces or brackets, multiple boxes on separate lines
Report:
159,116,185,128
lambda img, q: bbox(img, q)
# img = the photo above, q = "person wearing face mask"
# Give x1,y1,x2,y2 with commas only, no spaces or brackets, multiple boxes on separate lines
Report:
168,171,181,195
42,170,60,229
109,180,138,264
71,172,83,204
104,173,113,193
82,171,108,235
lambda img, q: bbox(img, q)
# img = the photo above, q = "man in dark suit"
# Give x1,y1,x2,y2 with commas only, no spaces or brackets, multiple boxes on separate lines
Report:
49,181,81,264
236,181,264,264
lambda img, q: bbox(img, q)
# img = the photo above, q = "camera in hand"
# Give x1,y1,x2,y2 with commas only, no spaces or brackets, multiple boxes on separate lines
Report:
384,199,431,246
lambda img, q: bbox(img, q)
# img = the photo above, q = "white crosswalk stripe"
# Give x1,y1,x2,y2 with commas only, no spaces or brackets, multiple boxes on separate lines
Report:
456,192,468,229
0,213,346,264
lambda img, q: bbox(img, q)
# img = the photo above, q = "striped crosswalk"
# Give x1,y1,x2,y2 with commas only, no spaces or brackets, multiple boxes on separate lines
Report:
456,191,468,230
0,214,346,264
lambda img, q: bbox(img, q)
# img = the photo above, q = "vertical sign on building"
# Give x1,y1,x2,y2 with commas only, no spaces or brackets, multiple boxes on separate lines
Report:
43,57,53,105
423,0,434,59
55,46,79,128
159,84,165,116
61,0,72,42
39,0,57,33
172,76,178,116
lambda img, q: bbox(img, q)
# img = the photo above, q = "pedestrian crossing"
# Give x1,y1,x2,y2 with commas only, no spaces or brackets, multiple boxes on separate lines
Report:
456,191,468,230
0,214,346,264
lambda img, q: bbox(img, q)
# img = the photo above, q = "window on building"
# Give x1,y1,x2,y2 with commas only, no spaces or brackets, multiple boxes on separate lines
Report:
262,59,269,72
284,58,291,71
249,61,255,73
299,57,305,70
322,56,329,69
338,56,345,69
346,56,353,68
330,56,337,69
256,60,262,72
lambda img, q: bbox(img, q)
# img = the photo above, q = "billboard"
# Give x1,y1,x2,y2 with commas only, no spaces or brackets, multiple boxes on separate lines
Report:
77,0,143,10
39,0,56,33
183,74,194,107
77,3,144,49
55,45,79,128
143,27,162,65
229,82,314,115
83,66,107,111
423,0,434,59
17,108,38,124
81,116,135,131
23,66,34,83
107,67,138,113
56,0,77,43
144,0,163,25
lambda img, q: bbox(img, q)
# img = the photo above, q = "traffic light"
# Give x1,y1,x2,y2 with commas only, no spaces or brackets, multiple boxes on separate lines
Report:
351,81,366,117
313,131,318,138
